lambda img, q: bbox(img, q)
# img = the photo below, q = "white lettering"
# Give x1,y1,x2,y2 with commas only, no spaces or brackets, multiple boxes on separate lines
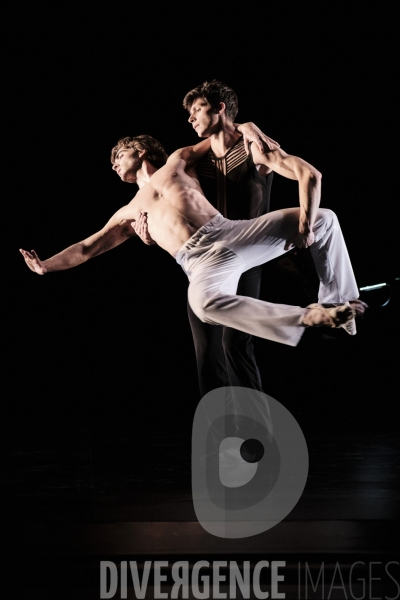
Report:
385,561,400,600
100,561,118,599
271,561,285,598
369,562,382,600
120,561,128,599
305,562,325,597
253,560,269,599
130,560,151,599
328,562,347,599
213,561,227,599
171,561,190,599
349,561,365,600
192,560,210,599
230,561,251,599
154,561,169,599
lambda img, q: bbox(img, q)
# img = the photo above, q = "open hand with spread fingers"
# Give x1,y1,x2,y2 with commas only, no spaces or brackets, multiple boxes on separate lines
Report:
19,249,47,275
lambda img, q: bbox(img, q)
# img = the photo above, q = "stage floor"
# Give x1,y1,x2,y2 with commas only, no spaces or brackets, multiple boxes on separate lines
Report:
2,283,399,598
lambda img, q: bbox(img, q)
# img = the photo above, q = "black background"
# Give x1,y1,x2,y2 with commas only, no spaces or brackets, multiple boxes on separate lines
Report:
4,1,398,522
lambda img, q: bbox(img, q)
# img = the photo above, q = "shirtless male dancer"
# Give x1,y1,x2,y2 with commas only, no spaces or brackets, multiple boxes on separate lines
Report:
20,134,358,347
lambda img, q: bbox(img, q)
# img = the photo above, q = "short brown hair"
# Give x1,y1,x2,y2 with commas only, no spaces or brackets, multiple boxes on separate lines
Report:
182,80,239,122
110,135,168,169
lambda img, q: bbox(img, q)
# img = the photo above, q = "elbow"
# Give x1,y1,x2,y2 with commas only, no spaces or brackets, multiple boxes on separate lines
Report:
312,168,322,181
303,168,321,187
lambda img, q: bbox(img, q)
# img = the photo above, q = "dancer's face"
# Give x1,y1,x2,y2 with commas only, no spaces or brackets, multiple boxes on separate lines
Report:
188,97,220,138
112,147,142,183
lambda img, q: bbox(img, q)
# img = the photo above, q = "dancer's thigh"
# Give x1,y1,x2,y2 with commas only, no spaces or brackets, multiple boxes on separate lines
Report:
187,245,243,316
219,208,301,269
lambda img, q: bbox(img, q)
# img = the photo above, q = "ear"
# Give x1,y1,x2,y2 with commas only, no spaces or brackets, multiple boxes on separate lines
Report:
137,148,147,159
217,102,226,116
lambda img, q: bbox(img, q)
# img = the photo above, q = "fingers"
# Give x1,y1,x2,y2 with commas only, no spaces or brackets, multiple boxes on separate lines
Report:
350,299,369,314
355,299,369,309
253,137,264,154
264,136,280,149
243,139,250,155
139,212,149,238
19,248,44,273
133,211,152,244
19,249,33,260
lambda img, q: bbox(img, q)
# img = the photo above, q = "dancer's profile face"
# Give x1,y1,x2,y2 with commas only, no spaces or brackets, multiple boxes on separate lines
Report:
112,147,142,183
188,97,220,138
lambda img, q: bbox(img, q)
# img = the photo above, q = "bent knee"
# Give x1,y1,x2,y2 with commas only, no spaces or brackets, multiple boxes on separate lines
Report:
318,208,339,228
188,292,219,323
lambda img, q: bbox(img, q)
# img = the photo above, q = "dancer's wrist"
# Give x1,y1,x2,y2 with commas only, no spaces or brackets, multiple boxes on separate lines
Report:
298,220,311,235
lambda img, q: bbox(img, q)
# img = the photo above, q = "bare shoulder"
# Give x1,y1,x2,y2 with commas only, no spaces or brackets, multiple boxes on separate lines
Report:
168,139,211,168
167,147,190,165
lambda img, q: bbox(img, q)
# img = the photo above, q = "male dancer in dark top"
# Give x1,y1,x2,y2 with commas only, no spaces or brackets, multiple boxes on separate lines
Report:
181,80,366,397
183,80,272,397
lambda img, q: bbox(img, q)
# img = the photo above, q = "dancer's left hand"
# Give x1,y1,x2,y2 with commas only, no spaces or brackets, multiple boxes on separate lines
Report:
237,122,280,155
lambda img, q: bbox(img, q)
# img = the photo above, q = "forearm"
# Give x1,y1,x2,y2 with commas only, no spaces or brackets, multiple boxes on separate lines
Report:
42,242,89,273
298,171,322,233
41,226,130,273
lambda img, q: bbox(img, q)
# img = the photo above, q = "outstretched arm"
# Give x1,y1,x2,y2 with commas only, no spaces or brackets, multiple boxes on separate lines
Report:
20,205,138,274
251,143,322,249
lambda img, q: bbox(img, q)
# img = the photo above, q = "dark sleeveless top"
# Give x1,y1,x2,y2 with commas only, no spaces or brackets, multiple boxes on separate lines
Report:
196,137,273,220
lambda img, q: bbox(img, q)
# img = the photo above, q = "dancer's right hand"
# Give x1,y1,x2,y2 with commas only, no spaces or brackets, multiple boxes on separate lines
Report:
19,249,47,274
284,230,315,251
131,211,157,246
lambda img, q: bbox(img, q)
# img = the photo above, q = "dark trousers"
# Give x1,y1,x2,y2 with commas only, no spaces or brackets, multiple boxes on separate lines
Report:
187,265,264,398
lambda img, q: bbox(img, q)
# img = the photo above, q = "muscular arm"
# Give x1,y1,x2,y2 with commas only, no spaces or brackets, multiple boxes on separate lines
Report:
20,205,137,274
251,143,322,247
170,138,212,169
170,122,278,169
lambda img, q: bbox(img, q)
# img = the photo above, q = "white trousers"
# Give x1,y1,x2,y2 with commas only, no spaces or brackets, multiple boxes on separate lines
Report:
176,209,359,346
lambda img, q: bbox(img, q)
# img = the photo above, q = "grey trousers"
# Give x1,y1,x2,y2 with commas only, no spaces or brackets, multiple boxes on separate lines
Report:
176,209,359,347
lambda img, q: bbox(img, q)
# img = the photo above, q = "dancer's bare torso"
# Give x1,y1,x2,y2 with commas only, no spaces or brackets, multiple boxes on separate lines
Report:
116,155,219,257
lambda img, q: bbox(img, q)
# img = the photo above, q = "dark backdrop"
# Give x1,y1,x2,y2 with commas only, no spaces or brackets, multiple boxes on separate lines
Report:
4,6,398,457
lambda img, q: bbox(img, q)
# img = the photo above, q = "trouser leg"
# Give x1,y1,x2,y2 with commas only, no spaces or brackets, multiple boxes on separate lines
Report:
310,210,359,304
187,244,306,346
188,266,264,395
187,301,229,398
222,266,264,391
185,208,358,346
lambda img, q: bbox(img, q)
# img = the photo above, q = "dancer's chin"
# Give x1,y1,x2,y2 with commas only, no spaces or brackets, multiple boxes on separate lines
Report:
121,173,137,184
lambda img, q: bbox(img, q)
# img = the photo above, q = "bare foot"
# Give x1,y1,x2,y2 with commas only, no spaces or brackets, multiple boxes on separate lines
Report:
302,303,354,330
